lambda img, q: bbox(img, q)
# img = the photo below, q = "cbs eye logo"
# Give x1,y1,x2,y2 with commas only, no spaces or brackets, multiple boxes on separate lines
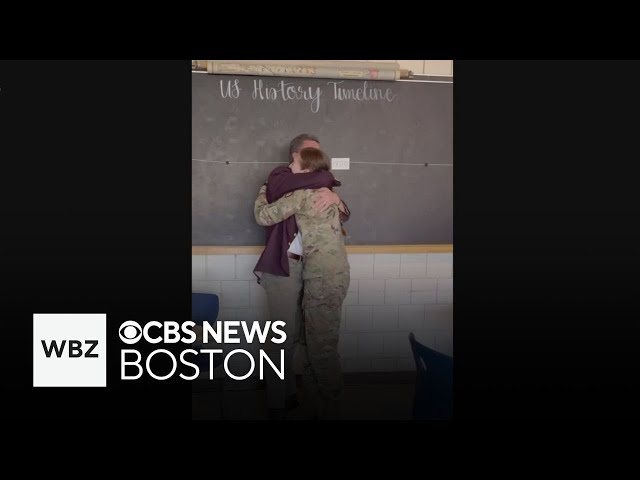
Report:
119,320,142,344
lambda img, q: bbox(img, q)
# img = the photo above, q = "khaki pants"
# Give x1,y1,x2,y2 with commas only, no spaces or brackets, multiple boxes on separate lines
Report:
260,258,304,409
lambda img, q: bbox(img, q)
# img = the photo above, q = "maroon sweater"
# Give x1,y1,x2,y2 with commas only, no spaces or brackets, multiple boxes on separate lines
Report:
253,166,350,280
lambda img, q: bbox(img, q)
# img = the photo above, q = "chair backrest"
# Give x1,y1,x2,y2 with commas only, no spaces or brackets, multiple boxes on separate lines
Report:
191,293,221,371
192,293,219,325
409,332,453,420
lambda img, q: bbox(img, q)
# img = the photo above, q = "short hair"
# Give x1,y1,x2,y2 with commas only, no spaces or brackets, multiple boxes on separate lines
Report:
289,133,320,162
299,147,330,172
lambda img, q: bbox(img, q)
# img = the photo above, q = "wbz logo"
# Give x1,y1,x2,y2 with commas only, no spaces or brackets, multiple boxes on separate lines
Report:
41,339,99,358
33,314,106,387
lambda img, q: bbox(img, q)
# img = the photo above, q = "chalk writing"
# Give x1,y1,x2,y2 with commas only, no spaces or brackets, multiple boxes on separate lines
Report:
252,79,322,113
220,79,241,99
217,78,398,113
327,80,397,102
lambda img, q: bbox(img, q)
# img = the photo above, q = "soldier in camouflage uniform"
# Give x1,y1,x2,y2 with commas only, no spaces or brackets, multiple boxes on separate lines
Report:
255,147,350,419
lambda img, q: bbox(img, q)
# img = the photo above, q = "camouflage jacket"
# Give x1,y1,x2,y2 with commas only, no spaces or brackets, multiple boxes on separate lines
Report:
254,185,349,278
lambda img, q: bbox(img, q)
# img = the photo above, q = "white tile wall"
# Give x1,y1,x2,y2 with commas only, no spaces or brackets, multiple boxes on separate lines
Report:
358,333,384,356
358,279,385,305
374,254,401,279
192,280,220,295
235,255,260,280
372,305,399,331
234,308,259,322
206,255,235,280
221,281,249,308
437,278,454,304
412,278,438,291
398,305,425,332
193,252,453,373
344,283,359,305
410,290,437,305
400,253,427,278
217,308,236,321
349,254,375,279
192,256,206,280
385,279,411,304
383,332,412,357
346,305,373,332
437,290,453,304
338,333,358,358
425,304,452,331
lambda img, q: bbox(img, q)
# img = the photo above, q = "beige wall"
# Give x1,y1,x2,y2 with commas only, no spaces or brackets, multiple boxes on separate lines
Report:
194,60,454,76
336,60,453,76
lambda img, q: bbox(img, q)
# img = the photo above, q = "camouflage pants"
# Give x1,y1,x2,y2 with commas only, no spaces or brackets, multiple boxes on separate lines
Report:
300,270,350,419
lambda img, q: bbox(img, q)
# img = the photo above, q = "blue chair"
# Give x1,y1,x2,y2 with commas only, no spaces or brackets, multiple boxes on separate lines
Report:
191,293,222,374
409,332,453,420
192,292,219,324
192,293,226,419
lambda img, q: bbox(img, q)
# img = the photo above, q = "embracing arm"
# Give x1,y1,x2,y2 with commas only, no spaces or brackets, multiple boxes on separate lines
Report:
338,198,351,223
267,166,337,201
313,188,351,223
254,188,306,226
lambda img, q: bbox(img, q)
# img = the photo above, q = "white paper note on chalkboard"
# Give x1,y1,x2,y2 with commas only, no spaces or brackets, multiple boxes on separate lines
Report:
332,158,350,170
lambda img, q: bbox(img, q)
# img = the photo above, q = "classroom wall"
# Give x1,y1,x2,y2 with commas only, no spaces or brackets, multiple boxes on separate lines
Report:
193,60,454,76
192,252,453,372
347,60,453,76
192,60,453,374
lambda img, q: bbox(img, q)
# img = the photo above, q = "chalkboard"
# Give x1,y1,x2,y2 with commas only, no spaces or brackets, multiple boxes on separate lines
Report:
192,73,452,246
